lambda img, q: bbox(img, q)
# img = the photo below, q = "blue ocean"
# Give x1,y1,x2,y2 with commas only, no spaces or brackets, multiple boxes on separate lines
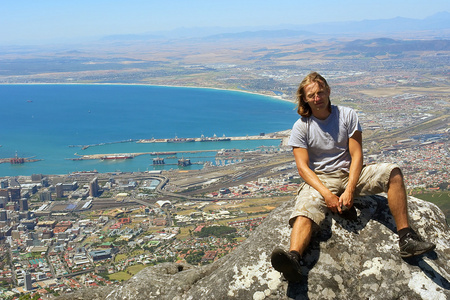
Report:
0,84,298,176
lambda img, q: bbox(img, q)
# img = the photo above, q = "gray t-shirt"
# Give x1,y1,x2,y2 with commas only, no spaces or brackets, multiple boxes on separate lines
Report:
288,105,362,173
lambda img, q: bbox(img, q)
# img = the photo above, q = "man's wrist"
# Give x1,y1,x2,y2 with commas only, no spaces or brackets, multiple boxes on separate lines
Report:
345,186,356,195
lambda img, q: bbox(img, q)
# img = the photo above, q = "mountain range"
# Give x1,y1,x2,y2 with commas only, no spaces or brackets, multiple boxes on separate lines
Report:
101,11,450,42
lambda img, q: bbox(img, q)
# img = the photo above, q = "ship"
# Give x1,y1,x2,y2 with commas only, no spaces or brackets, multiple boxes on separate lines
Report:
178,158,192,167
200,134,231,142
100,154,134,160
6,152,41,164
167,136,195,143
151,152,176,156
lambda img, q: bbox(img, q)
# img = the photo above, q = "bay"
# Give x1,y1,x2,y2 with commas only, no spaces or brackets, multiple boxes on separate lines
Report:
0,84,298,176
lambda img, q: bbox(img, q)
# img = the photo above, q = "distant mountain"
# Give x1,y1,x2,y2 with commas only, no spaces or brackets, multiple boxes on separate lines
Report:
98,12,450,43
203,29,315,40
343,38,450,52
100,33,164,41
298,12,450,35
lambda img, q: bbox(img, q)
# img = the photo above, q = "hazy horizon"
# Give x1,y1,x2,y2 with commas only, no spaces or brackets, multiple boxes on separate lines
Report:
1,0,450,45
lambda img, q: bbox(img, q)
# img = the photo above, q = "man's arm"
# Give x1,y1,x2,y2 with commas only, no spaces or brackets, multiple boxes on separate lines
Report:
339,130,363,209
292,147,342,213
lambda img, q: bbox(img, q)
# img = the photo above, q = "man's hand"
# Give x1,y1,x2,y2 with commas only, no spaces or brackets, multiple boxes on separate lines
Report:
324,191,342,214
339,189,354,212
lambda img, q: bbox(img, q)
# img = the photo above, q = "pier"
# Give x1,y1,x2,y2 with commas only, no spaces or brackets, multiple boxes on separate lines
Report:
65,131,288,162
67,149,268,161
137,133,280,144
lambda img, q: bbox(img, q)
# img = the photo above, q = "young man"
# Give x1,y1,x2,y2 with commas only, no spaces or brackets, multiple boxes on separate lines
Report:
271,72,435,282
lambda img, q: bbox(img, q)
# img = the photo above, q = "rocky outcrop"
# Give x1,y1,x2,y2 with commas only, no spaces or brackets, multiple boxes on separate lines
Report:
59,195,450,300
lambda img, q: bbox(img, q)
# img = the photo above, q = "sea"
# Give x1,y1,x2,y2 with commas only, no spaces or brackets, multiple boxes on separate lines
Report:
0,84,298,176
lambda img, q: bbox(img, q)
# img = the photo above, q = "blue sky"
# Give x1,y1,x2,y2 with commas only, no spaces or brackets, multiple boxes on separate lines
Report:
1,0,449,44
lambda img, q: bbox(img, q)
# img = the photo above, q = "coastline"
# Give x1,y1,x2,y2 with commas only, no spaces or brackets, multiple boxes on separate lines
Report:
0,82,296,104
0,84,295,176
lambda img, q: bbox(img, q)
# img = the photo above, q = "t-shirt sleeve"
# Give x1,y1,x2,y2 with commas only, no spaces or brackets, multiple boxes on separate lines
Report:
288,118,308,148
347,108,362,138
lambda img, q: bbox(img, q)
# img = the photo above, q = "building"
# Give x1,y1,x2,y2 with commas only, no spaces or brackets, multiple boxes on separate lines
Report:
89,177,99,197
8,187,21,202
24,271,33,291
0,190,9,202
19,198,28,211
55,183,64,198
89,249,113,262
40,191,52,201
0,196,7,208
201,250,218,263
0,180,8,188
0,210,7,221
31,174,43,182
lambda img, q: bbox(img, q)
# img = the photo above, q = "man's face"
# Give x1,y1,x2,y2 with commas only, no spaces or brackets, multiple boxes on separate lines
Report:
304,82,330,112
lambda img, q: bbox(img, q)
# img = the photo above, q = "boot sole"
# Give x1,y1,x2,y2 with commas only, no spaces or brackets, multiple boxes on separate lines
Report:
271,250,302,282
400,244,436,258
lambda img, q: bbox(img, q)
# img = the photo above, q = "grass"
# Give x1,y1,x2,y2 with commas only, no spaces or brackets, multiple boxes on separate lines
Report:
108,271,132,281
127,264,146,274
176,226,195,240
115,254,127,262
108,264,147,282
413,191,450,223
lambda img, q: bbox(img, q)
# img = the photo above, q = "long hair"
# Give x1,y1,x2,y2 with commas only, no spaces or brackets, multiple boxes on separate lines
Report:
296,72,331,117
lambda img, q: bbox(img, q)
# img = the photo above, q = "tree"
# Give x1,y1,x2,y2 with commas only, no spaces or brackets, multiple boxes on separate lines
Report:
195,225,237,238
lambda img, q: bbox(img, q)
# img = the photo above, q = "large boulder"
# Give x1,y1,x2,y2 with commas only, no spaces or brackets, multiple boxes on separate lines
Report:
59,195,450,300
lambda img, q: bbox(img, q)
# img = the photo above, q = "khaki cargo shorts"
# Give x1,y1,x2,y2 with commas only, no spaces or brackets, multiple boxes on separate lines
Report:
289,163,399,227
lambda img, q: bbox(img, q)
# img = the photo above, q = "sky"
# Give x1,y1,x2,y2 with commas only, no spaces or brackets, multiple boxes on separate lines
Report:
1,0,449,44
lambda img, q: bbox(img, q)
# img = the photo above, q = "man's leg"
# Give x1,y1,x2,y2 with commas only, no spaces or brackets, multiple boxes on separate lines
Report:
290,216,313,255
386,168,409,231
387,167,435,257
271,216,313,282
272,182,328,282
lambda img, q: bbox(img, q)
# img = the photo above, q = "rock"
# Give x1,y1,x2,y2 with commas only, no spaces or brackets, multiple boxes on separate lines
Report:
58,195,450,300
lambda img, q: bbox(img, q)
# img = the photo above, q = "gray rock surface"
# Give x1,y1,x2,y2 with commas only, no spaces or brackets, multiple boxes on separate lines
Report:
58,195,450,300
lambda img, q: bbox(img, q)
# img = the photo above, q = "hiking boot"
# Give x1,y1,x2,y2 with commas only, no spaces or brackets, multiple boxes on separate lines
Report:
399,231,436,258
341,205,358,221
271,248,302,282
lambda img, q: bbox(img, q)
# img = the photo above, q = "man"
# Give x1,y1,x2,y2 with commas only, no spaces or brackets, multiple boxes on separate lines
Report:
271,72,435,282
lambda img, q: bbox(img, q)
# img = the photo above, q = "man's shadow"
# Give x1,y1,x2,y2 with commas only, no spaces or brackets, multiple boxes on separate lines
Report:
285,195,447,300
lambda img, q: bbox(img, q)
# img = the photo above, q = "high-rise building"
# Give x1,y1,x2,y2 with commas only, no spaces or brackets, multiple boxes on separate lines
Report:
19,198,28,211
40,191,52,201
0,210,7,221
0,180,8,189
24,271,32,291
0,196,7,208
89,177,99,197
8,187,21,202
31,174,43,182
0,190,9,202
55,183,64,198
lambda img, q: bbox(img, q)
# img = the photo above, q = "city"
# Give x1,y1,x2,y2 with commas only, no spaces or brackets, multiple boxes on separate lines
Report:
0,123,448,298
0,25,449,300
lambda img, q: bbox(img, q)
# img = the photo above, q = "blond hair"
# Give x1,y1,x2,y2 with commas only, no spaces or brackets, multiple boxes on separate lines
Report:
296,72,331,117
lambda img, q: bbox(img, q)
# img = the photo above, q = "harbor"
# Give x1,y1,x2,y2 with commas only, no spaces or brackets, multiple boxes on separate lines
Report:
69,149,232,161
2,131,288,176
137,133,280,143
66,132,288,162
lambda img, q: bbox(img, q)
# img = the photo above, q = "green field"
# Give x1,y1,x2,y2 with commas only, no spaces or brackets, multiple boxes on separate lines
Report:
415,192,450,224
108,264,147,281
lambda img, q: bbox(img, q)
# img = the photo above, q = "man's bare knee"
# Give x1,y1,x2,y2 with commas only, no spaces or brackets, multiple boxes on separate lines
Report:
388,167,405,188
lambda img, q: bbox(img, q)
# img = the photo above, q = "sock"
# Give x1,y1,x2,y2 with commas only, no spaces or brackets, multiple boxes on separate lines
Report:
398,227,413,241
289,250,301,262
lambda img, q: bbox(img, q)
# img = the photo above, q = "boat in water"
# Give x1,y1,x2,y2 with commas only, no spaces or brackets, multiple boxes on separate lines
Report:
100,154,134,160
167,136,195,143
200,134,231,142
151,152,176,156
